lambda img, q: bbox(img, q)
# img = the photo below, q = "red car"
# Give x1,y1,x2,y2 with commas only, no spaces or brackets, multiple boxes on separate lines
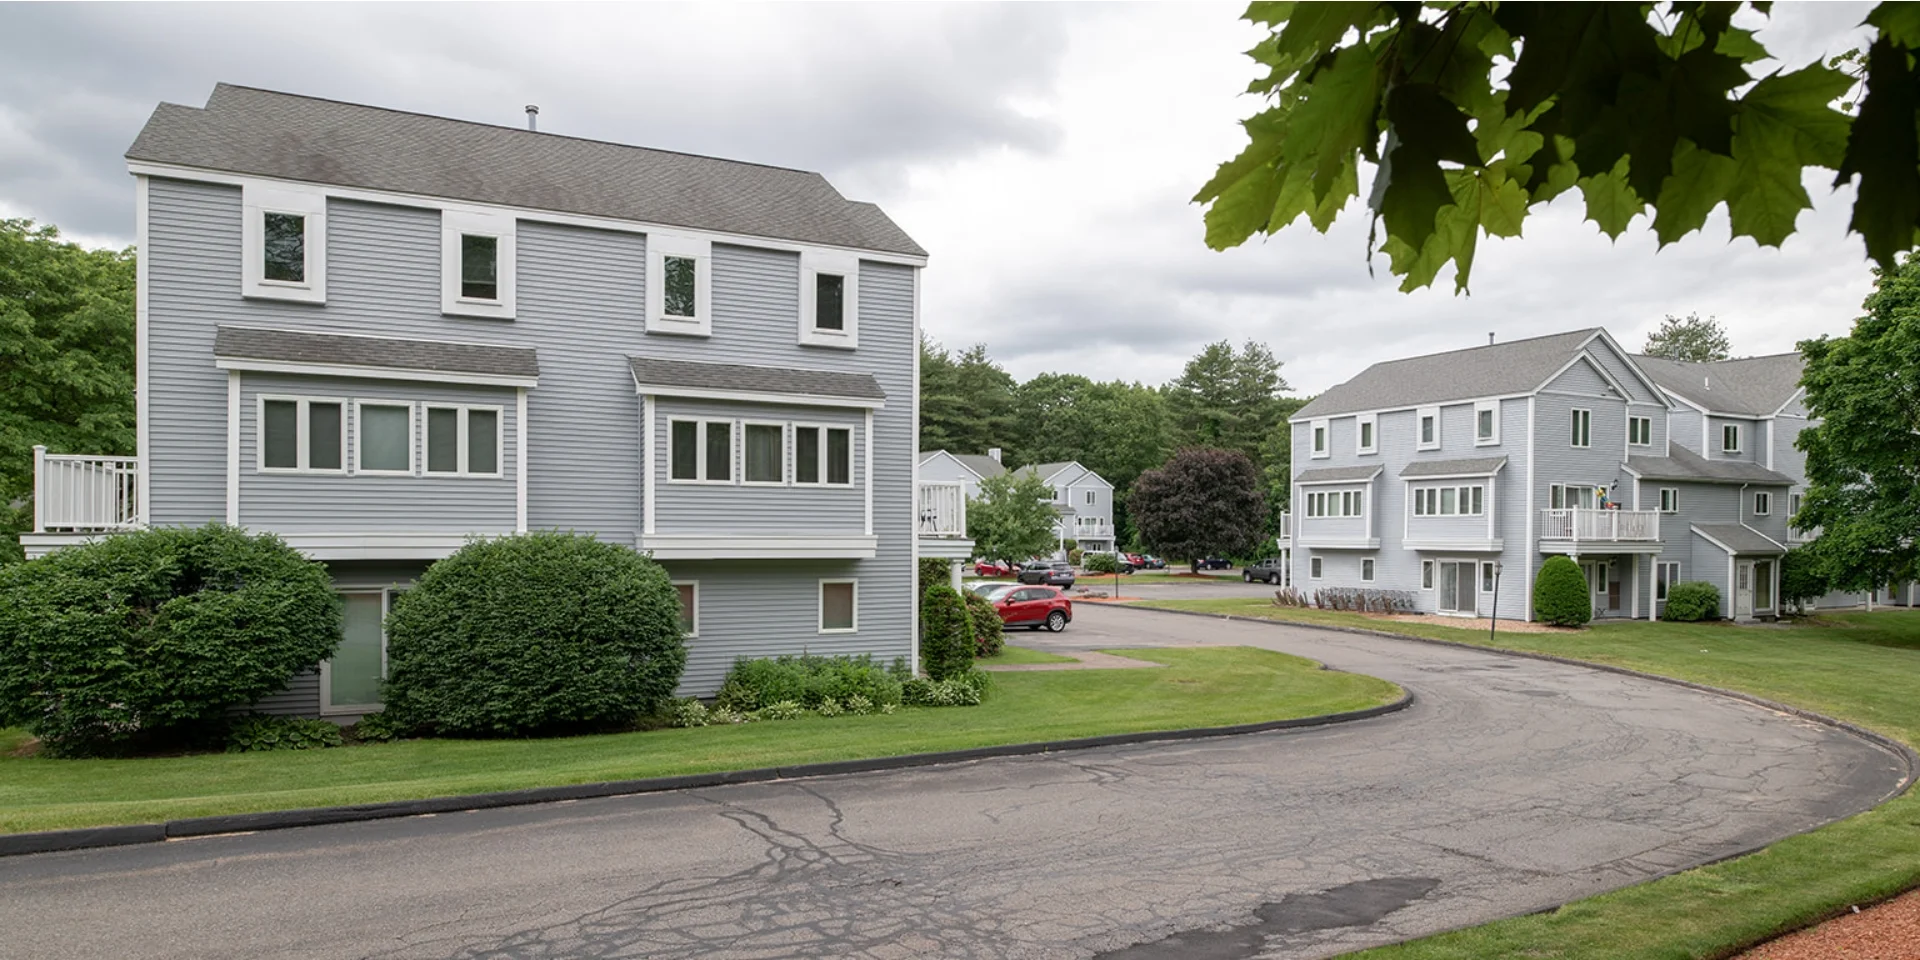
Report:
974,559,1013,577
993,586,1073,632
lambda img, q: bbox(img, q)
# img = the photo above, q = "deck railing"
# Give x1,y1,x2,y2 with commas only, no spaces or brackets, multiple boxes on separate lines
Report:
1538,507,1659,543
33,447,141,533
917,481,967,538
1073,523,1115,539
1278,511,1292,542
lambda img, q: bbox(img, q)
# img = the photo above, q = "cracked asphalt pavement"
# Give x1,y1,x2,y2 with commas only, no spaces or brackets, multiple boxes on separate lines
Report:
0,605,1906,960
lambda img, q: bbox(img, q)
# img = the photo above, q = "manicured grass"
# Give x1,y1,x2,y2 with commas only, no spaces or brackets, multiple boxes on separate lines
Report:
0,646,1398,835
986,645,1079,665
1140,598,1920,960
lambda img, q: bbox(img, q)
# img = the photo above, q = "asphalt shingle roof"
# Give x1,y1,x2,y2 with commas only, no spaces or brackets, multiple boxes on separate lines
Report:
628,357,885,402
1018,462,1082,484
917,451,1008,480
1625,444,1792,486
1692,523,1786,555
1631,353,1804,417
1295,329,1604,419
128,84,925,257
1399,456,1509,478
1294,465,1385,484
213,325,538,379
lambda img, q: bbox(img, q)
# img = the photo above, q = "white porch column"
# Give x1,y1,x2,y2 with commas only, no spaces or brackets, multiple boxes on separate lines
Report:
1629,555,1639,622
949,559,963,592
31,444,46,534
1648,556,1657,621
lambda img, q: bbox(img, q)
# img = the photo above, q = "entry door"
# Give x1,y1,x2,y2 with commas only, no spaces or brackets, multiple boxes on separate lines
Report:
1583,562,1608,614
1736,562,1754,618
324,591,389,714
1438,561,1474,614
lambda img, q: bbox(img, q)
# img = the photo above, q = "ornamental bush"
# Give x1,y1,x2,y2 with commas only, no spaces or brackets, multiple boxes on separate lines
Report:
381,532,686,737
1083,552,1122,574
716,654,903,711
919,584,976,681
1532,556,1592,627
1664,581,1723,622
225,714,343,753
962,590,1006,658
0,524,341,757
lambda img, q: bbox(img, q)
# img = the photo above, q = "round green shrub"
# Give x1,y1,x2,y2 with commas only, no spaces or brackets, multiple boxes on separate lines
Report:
1532,556,1592,627
919,584,975,681
1083,552,1122,574
1663,581,1722,621
0,524,341,757
962,590,1006,657
381,532,686,737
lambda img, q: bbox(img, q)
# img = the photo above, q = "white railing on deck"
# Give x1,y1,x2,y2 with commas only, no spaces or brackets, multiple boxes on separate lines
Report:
33,446,140,533
1073,523,1115,539
917,481,967,538
1538,508,1659,543
1278,511,1292,542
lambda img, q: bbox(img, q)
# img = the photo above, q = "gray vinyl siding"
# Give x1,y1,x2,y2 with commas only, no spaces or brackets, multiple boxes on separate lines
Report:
1708,416,1759,462
665,560,896,693
919,453,985,500
1584,339,1666,407
1542,357,1614,398
649,398,866,535
1669,407,1706,456
238,373,518,532
251,671,321,716
1405,480,1492,539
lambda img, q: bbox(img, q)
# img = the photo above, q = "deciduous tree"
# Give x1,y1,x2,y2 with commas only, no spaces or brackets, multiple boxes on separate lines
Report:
967,470,1058,563
1643,313,1732,362
1128,447,1268,567
1166,340,1289,468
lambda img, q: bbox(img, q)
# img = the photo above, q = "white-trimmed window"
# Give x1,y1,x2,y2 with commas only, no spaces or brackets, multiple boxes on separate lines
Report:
1659,487,1679,513
1481,561,1497,592
1309,556,1323,580
647,233,713,336
323,589,400,714
1412,484,1484,517
1085,490,1096,505
1656,561,1681,602
1570,408,1592,448
441,210,516,319
1304,489,1365,518
1789,491,1803,518
1310,419,1329,459
258,396,345,473
1474,400,1499,446
242,186,326,303
1357,413,1378,455
799,251,860,348
1417,406,1440,450
673,581,699,637
669,419,733,483
1421,559,1435,589
354,401,415,475
1722,423,1742,453
1753,491,1772,516
819,579,858,633
425,405,502,477
793,424,854,486
742,422,787,485
1629,416,1653,446
1361,557,1375,581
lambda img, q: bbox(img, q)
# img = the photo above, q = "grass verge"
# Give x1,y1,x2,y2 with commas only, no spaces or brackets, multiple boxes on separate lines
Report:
1137,598,1920,960
986,645,1080,665
0,645,1397,835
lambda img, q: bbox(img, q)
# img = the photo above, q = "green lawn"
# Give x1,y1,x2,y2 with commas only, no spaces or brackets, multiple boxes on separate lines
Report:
0,646,1398,835
985,644,1079,665
1139,598,1920,960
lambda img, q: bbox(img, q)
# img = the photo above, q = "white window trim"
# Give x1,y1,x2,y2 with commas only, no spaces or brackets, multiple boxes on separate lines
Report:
1656,561,1681,602
646,232,713,336
818,578,859,634
799,250,860,349
1570,408,1592,448
320,588,399,715
1722,423,1742,454
1417,406,1441,451
1629,415,1653,447
673,580,700,638
1421,559,1435,590
1411,483,1485,517
440,209,516,319
790,422,857,487
1309,556,1324,580
242,186,326,303
667,418,737,485
256,394,348,475
1753,492,1772,516
1310,419,1330,459
1659,487,1679,513
423,404,506,479
741,420,790,487
1355,413,1378,455
1481,561,1497,593
1474,400,1499,446
1361,557,1376,582
353,400,417,476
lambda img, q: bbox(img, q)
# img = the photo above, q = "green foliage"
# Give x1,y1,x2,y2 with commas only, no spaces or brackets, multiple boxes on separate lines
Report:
1198,4,1901,292
349,711,410,743
756,700,806,721
1532,556,1592,627
919,584,977,681
962,590,1006,657
917,557,952,597
902,669,990,707
716,654,904,712
1663,581,1723,622
381,532,687,737
226,714,343,753
1796,256,1920,593
1779,547,1832,611
1128,447,1268,566
1067,547,1084,566
0,524,340,756
920,338,1017,457
968,470,1059,563
0,219,137,563
1083,551,1122,574
1642,313,1732,362
668,698,711,728
1166,340,1291,470
815,698,845,718
1009,373,1172,503
1262,395,1311,516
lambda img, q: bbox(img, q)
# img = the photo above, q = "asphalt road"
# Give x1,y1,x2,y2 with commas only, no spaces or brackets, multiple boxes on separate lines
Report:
0,606,1906,960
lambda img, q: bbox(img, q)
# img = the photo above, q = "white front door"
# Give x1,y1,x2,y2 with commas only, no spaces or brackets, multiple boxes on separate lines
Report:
1736,562,1754,618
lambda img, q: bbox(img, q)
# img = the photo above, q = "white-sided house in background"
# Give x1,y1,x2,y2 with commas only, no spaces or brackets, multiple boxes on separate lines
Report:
21,83,974,716
1286,328,1816,623
1015,461,1117,557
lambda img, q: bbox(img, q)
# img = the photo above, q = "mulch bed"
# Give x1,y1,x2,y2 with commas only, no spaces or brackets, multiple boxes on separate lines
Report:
1736,889,1920,959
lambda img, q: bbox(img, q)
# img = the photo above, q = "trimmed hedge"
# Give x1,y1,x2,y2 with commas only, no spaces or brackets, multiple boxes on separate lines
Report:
963,590,1006,657
920,584,975,681
715,654,905,712
1533,555,1592,627
1664,581,1722,622
0,524,342,757
381,532,686,737
1083,552,1122,574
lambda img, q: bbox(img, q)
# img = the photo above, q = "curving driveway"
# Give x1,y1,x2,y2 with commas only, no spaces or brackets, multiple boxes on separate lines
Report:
0,606,1907,960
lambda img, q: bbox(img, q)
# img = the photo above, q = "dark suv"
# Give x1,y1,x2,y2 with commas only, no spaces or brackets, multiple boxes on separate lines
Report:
1243,557,1287,584
1017,561,1076,588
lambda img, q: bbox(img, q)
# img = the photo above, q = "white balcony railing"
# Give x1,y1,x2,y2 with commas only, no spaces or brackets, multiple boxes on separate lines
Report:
1073,523,1115,540
1538,508,1659,543
33,446,141,533
918,481,967,538
1277,511,1292,542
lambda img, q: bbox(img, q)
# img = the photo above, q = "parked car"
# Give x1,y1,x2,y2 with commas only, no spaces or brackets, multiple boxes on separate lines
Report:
1017,561,1076,588
1193,558,1232,571
967,581,1021,601
1243,557,1287,584
992,586,1073,632
1138,555,1167,569
974,559,1013,578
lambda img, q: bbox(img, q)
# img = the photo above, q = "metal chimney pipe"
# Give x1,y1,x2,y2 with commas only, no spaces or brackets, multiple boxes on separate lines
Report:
1488,332,1495,345
525,105,539,132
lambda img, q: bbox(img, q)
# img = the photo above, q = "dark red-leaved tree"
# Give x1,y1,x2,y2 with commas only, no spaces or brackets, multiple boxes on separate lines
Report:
1128,447,1267,569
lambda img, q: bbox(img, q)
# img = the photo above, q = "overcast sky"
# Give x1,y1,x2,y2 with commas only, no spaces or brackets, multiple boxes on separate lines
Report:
0,2,1881,394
